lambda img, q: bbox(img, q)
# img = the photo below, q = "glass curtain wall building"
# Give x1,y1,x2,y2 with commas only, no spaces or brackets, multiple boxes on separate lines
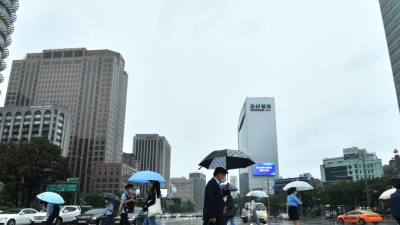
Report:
4,48,129,193
0,0,19,87
379,1,400,112
238,97,279,193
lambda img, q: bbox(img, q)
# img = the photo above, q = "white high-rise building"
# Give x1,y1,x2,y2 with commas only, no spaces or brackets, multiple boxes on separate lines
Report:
238,97,279,193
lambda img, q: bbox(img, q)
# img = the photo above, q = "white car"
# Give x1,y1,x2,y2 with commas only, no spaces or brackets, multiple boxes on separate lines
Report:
241,202,268,224
0,208,38,225
278,213,289,220
162,213,171,218
30,206,81,225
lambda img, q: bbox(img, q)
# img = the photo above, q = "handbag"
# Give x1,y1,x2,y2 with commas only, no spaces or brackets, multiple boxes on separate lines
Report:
223,207,236,218
147,190,162,217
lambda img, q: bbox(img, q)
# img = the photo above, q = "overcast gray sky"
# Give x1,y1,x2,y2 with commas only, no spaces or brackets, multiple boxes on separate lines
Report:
2,1,400,185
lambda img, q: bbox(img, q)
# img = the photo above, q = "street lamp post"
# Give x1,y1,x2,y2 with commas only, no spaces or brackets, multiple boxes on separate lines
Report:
71,156,82,205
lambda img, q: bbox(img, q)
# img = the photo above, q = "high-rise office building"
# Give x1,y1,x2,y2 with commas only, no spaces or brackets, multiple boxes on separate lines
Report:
379,1,400,112
4,48,129,192
238,97,279,193
132,134,171,192
170,177,196,202
0,0,19,86
230,175,238,189
189,172,206,210
0,104,71,156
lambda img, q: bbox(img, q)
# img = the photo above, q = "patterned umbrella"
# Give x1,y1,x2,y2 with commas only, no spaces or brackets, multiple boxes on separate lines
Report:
198,149,255,170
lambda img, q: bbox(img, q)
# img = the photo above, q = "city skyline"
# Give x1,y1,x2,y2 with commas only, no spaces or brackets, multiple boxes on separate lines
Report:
0,1,399,182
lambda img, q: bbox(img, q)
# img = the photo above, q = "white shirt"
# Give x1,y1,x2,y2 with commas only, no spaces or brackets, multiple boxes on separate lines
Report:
249,200,255,210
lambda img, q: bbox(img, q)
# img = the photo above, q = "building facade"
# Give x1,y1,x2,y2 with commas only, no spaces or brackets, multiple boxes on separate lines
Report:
90,162,136,193
132,134,171,192
379,1,400,112
238,97,279,193
122,152,141,171
170,177,196,203
0,104,71,156
4,48,129,192
0,0,18,85
320,148,384,182
189,172,206,210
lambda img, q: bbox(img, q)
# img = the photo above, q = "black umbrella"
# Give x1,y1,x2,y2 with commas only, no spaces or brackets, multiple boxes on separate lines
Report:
390,174,400,185
99,192,120,201
198,149,255,170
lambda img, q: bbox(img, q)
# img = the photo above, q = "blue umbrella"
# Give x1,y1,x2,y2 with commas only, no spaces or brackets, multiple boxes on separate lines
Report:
37,192,65,204
220,184,238,191
128,171,166,184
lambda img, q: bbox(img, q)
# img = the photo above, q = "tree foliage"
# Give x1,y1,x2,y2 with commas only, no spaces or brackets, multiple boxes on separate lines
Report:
0,138,72,207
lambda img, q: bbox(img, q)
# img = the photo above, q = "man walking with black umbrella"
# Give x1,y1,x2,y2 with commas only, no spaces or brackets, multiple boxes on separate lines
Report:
203,167,228,225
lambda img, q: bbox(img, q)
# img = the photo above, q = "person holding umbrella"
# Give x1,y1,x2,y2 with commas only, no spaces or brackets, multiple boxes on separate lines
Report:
104,198,114,225
246,196,260,225
46,202,55,225
143,181,161,225
222,184,237,225
287,187,301,225
203,167,227,225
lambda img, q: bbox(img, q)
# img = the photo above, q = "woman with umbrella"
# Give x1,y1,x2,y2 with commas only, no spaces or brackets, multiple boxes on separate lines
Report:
287,187,301,225
222,184,237,225
143,181,161,225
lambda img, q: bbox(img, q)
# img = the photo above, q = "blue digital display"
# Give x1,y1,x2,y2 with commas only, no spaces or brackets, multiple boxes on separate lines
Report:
253,163,276,176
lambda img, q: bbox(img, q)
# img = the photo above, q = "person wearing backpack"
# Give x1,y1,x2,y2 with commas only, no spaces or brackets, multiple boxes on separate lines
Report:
105,198,114,225
46,203,60,225
119,184,136,225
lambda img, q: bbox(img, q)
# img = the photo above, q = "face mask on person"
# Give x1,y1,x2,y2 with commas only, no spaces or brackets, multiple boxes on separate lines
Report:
295,191,297,195
105,200,108,203
130,189,135,194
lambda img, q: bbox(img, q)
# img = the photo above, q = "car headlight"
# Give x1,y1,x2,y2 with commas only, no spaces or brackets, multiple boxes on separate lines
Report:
73,218,76,221
0,218,7,221
91,217,97,220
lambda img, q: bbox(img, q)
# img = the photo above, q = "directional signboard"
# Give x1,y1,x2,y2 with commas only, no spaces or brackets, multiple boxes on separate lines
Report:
166,201,174,206
47,183,78,192
69,177,78,182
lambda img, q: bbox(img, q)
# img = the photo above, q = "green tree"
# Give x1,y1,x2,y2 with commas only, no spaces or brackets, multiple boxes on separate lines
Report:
0,138,72,207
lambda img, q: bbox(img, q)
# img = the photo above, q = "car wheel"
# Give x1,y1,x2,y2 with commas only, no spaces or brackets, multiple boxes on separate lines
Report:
339,219,344,224
359,219,366,225
55,218,62,225
7,219,15,225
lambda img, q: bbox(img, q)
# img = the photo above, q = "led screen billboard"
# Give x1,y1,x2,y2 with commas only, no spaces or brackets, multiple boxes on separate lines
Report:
253,163,275,176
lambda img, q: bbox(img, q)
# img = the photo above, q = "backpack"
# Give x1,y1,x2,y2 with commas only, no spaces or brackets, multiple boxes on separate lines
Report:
50,205,60,218
122,193,135,213
111,200,119,217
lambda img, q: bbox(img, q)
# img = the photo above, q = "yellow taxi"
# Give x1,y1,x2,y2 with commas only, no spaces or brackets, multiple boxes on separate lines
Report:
337,210,382,225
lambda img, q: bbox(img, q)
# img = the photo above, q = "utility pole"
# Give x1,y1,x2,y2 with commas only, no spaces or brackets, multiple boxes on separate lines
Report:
267,179,270,225
362,155,370,207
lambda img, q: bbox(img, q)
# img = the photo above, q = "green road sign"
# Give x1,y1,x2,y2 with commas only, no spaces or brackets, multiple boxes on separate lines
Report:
234,204,238,208
181,203,183,208
47,183,78,192
69,177,78,182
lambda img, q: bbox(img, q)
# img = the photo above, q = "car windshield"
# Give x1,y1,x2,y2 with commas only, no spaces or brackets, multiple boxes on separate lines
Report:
256,204,266,210
1,209,21,214
85,209,105,214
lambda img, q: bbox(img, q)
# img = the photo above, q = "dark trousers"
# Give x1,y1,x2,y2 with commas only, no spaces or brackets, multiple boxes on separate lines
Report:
46,217,55,225
105,215,113,225
119,213,130,225
395,217,400,224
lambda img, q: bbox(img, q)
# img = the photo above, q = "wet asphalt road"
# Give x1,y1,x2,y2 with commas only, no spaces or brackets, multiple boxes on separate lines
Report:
152,217,397,225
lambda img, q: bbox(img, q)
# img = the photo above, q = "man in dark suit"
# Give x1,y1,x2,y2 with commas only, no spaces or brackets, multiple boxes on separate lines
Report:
203,167,228,225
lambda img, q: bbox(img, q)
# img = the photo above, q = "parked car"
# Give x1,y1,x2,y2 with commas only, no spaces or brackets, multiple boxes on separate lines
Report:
30,205,81,225
127,207,145,225
73,208,120,225
79,206,93,214
277,213,289,220
0,208,38,225
241,202,268,224
155,214,162,219
162,213,171,218
175,213,181,218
